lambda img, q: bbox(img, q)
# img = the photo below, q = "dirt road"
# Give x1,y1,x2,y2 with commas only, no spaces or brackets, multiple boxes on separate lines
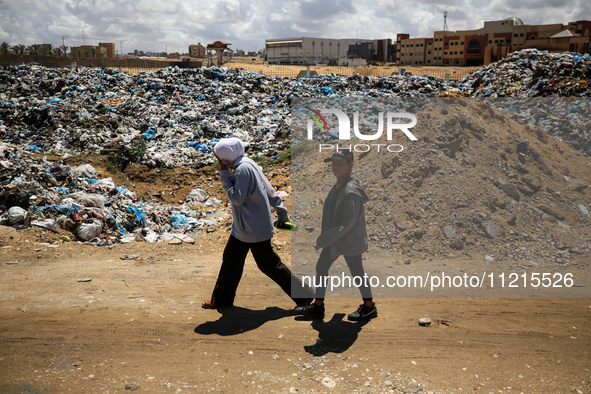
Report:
1,225,589,393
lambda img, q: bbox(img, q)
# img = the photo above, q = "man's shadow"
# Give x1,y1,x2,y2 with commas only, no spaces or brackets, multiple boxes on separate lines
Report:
194,306,293,336
298,313,370,356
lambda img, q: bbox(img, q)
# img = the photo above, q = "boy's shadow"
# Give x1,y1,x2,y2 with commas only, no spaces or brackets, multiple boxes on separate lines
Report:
194,306,293,336
298,313,370,356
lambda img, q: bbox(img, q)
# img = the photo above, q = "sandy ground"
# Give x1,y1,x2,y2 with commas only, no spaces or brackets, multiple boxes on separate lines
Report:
0,221,590,393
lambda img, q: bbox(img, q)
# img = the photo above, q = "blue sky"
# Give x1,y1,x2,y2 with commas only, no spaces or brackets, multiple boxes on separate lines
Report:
0,0,588,54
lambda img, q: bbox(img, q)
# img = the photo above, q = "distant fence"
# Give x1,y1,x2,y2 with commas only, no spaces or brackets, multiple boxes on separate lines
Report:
109,66,167,75
227,64,481,80
0,57,481,81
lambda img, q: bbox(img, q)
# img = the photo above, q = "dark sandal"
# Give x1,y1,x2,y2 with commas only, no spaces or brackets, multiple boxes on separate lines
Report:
201,300,217,309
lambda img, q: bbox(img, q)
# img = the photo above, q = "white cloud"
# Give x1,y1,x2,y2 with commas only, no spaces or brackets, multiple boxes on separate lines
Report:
0,0,588,53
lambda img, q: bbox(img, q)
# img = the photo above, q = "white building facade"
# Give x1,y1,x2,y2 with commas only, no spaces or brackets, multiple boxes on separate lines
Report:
265,37,371,65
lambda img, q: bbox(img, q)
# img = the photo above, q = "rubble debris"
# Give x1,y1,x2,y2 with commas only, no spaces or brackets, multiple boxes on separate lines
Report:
291,98,591,263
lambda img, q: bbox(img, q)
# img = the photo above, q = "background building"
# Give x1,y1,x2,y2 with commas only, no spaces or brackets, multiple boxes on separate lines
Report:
98,43,115,58
265,37,393,65
69,45,108,58
265,37,351,65
188,43,205,58
396,18,590,66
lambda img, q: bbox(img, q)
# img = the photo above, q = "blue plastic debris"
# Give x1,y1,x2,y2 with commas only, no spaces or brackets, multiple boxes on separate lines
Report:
53,187,68,194
126,206,146,224
170,213,189,227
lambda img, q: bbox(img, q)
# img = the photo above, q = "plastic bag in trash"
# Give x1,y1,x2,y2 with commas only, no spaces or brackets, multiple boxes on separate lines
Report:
76,219,102,241
142,230,159,243
170,213,189,227
94,177,116,191
185,188,208,205
71,164,98,179
2,206,27,225
74,193,105,208
119,233,136,243
31,219,60,233
126,206,147,224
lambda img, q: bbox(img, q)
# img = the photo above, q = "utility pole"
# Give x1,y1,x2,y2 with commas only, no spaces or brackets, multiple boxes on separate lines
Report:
120,40,126,57
62,35,69,47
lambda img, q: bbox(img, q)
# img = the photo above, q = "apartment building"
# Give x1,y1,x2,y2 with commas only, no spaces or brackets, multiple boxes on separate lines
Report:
188,43,206,58
397,18,591,66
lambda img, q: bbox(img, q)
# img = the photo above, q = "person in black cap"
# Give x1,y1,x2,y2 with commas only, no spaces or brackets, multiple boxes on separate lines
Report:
295,147,377,321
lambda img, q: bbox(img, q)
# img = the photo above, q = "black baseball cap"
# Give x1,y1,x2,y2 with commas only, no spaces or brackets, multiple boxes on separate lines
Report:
323,147,354,163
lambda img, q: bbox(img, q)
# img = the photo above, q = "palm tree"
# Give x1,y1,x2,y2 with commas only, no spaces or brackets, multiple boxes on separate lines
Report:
11,44,26,55
0,42,10,54
53,47,63,57
88,47,96,58
26,44,40,55
60,45,68,57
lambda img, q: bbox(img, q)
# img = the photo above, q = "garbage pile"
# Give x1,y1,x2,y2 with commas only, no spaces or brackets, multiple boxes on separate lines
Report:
0,64,455,169
0,143,230,244
460,50,591,156
461,49,591,97
0,64,461,244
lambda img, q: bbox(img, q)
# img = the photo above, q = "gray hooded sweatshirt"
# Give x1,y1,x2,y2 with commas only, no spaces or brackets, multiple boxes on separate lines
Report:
214,138,289,243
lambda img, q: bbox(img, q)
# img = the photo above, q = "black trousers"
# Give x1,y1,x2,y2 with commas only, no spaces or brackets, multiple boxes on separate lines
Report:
314,247,373,301
211,235,313,308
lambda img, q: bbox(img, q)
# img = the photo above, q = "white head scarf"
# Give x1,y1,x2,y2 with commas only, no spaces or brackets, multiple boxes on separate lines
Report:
214,137,278,198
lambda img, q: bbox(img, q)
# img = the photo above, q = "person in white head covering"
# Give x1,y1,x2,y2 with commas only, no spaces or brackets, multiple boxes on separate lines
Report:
202,138,313,309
